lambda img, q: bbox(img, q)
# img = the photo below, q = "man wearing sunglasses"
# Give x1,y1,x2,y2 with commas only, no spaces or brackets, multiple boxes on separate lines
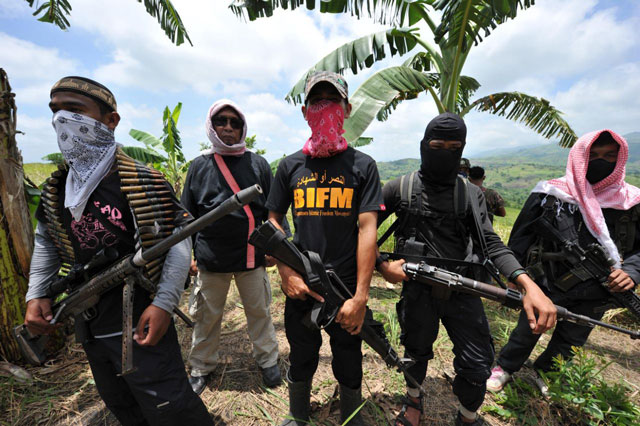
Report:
266,71,383,425
181,100,283,394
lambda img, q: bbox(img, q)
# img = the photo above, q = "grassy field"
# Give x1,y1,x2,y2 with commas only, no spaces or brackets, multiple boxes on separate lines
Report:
2,268,637,426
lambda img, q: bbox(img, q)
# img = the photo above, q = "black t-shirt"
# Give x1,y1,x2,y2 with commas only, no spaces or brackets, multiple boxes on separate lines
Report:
181,152,275,272
266,147,383,285
36,171,151,336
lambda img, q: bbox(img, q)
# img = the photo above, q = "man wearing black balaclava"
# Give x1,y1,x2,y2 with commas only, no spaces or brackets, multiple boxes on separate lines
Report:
376,113,556,426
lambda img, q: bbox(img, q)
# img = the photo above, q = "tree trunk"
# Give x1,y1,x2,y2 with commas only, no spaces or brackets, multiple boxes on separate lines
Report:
0,68,34,361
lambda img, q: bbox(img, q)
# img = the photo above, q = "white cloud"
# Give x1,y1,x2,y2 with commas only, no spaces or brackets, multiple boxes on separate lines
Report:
466,0,639,95
552,63,640,136
0,32,77,83
67,0,384,96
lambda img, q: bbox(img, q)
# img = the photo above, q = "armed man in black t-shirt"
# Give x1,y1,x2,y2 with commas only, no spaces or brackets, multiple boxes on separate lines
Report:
23,77,212,426
375,113,556,426
266,71,383,426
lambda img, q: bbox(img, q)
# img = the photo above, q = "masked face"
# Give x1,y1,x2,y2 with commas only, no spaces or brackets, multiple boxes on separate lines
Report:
587,142,618,184
301,100,348,158
52,110,116,170
419,113,467,185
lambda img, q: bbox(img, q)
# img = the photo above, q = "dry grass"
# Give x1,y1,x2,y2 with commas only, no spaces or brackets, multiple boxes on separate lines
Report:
2,269,639,425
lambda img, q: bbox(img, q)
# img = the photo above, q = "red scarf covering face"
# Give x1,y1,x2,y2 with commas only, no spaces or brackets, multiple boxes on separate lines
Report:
302,100,348,158
533,129,640,266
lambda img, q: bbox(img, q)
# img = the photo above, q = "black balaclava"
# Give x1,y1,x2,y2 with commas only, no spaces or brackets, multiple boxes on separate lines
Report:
420,112,467,186
586,131,617,184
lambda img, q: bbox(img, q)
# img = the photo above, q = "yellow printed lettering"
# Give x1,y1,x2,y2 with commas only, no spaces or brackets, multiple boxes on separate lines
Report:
316,188,330,208
294,188,304,209
306,188,316,208
330,187,353,209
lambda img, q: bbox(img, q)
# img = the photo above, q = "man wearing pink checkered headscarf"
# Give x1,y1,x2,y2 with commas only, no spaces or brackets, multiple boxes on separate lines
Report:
487,129,640,395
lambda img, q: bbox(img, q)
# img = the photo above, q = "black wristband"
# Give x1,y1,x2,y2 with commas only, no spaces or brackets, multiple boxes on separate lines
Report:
508,268,527,282
375,253,390,270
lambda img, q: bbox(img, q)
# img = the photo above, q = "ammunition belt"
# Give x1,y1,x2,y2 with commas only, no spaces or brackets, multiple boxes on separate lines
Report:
115,148,176,286
41,164,75,277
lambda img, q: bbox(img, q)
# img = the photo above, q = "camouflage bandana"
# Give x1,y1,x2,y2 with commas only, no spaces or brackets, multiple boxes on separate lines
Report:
52,110,117,221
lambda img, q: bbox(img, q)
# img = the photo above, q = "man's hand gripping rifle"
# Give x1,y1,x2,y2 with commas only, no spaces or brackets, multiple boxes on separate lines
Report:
15,185,263,371
249,221,428,394
403,261,640,339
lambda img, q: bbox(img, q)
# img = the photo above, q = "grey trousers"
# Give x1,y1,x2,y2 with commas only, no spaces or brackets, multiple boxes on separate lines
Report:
188,266,279,376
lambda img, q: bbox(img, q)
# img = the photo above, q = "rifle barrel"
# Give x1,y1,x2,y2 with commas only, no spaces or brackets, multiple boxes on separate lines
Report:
136,185,262,265
403,262,640,339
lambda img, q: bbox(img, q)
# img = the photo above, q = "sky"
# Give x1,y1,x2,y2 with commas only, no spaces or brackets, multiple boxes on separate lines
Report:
1,0,639,164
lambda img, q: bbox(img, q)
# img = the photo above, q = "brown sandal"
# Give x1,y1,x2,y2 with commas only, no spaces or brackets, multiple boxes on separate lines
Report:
395,395,423,426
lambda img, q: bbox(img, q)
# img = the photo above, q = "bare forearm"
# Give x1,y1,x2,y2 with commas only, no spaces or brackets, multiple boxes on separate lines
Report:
355,212,377,303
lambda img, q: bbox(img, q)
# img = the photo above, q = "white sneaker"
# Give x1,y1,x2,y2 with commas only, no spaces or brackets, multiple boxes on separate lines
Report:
533,372,549,397
486,366,511,392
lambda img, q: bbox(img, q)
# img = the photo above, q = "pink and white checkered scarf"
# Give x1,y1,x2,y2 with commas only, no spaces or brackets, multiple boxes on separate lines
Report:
532,129,640,267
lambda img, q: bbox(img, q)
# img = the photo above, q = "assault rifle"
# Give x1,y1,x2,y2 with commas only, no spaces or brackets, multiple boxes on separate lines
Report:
403,261,640,339
533,216,640,321
249,221,428,393
14,185,263,371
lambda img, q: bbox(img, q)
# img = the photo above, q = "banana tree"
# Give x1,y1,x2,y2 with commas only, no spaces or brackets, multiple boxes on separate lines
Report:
129,103,189,196
24,0,191,46
231,0,578,147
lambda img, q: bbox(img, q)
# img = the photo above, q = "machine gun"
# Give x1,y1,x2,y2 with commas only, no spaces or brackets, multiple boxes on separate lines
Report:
534,216,640,321
403,261,640,339
249,221,428,393
14,185,263,371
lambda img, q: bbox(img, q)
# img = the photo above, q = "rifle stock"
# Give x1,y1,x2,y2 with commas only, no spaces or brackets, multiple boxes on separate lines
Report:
403,261,640,340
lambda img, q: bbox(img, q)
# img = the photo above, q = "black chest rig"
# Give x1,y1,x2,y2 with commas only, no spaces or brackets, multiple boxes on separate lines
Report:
393,172,471,261
386,172,497,298
526,195,640,292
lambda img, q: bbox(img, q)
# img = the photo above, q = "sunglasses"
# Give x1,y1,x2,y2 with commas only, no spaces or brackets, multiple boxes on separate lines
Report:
212,116,243,130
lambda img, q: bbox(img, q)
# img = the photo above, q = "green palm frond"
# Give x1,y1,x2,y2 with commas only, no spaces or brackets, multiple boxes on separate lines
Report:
162,103,185,164
26,0,72,30
129,129,162,149
138,0,192,46
121,146,168,164
42,152,65,166
25,0,191,46
455,74,481,113
230,0,433,27
350,137,373,147
463,91,577,147
286,28,421,104
433,0,534,51
401,51,438,72
344,66,439,142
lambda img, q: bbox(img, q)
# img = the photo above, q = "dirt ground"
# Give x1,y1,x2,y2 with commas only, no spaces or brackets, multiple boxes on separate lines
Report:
1,269,639,425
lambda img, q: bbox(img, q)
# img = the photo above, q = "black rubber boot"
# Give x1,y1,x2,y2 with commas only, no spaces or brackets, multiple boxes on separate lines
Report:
280,373,312,426
339,385,367,425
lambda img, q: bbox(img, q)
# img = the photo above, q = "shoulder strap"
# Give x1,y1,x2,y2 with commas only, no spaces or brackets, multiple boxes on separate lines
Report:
454,176,469,220
214,153,256,269
614,205,639,255
466,178,489,258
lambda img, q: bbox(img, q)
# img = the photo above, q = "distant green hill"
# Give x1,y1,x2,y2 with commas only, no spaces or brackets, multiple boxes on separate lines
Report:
376,132,640,208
